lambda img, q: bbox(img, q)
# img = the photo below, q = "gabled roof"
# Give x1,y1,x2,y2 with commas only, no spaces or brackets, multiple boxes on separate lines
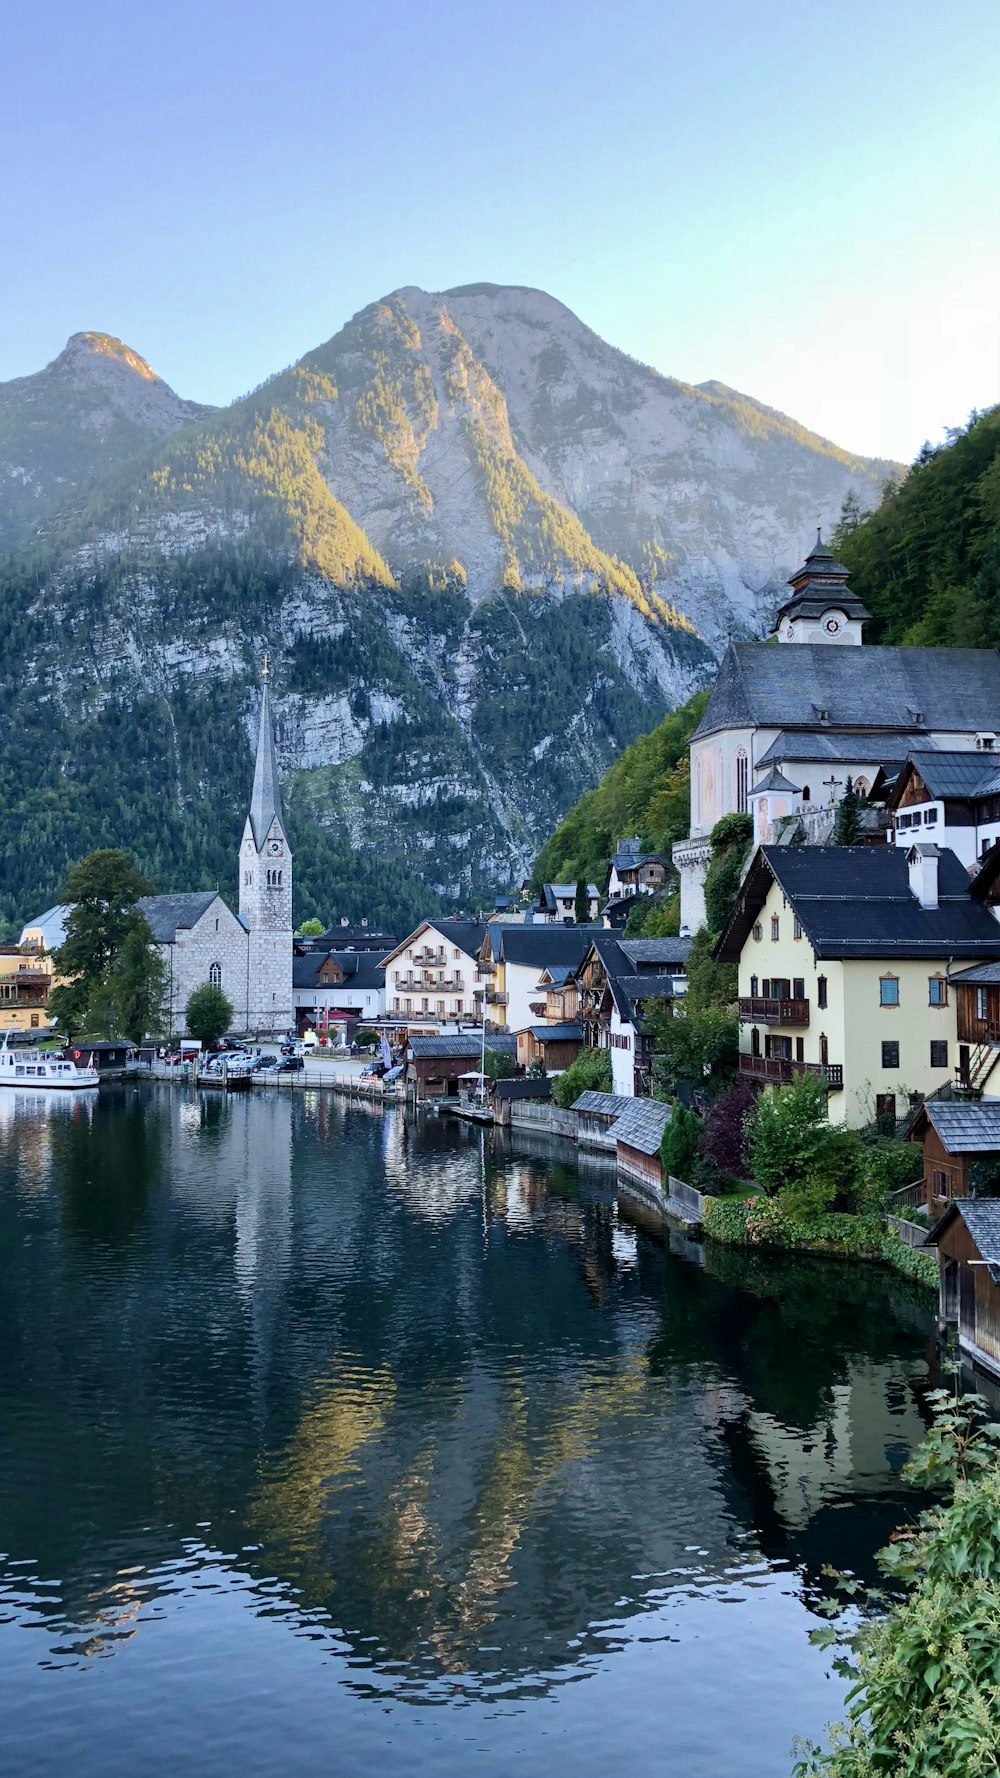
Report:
757,730,927,768
248,682,285,849
138,892,221,944
408,1032,516,1059
19,905,69,950
691,644,1000,743
888,750,1000,807
617,938,693,968
716,844,1000,963
382,919,487,967
572,1091,634,1119
910,1098,1000,1154
949,962,1000,984
925,1197,1000,1276
750,766,801,795
526,1022,583,1042
498,925,605,968
293,953,322,988
614,1098,672,1156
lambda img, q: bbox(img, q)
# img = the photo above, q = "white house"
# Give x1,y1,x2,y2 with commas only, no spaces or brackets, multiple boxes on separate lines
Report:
380,920,486,1026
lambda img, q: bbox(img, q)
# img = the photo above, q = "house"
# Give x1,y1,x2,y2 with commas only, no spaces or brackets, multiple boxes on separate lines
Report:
537,965,578,1025
672,529,1000,930
405,1032,516,1102
306,923,397,952
18,906,68,954
22,675,294,1038
515,1022,584,1073
477,925,604,1032
887,751,1000,870
606,837,670,903
576,935,692,1097
381,920,486,1026
716,842,1000,1129
572,1090,634,1152
292,948,388,1035
0,946,55,1034
614,1099,673,1198
907,1099,1000,1209
926,1199,1000,1380
525,882,601,923
67,1038,133,1073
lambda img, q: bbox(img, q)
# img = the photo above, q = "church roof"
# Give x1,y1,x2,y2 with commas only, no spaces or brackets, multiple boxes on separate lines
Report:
772,528,871,629
138,892,220,943
750,765,801,795
691,644,1000,743
249,681,284,849
757,730,927,767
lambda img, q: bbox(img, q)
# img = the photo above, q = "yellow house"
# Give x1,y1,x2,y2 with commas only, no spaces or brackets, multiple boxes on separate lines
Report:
716,843,1000,1129
0,946,56,1034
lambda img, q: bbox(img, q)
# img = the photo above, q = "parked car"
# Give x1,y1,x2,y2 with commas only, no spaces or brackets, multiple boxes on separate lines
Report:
277,1056,303,1073
253,1056,280,1074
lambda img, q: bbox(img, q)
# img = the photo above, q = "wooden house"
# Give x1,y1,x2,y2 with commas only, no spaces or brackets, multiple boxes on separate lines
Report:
614,1098,672,1198
907,1099,1000,1206
926,1198,1000,1379
572,1090,634,1152
515,1022,583,1073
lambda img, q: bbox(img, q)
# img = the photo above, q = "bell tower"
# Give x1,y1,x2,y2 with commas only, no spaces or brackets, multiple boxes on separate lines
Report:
239,658,293,1032
771,529,870,645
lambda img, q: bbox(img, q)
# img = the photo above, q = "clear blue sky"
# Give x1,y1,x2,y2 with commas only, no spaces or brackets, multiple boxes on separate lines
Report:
3,0,998,462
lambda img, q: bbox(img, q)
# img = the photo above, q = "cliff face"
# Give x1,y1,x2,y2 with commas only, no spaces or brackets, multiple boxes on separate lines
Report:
0,286,894,927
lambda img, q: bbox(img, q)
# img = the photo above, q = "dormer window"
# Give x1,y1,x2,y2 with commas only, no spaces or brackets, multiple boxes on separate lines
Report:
977,733,997,751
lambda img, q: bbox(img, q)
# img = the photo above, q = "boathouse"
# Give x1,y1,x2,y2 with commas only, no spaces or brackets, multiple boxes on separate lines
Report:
907,1098,1000,1207
614,1098,672,1200
926,1198,1000,1379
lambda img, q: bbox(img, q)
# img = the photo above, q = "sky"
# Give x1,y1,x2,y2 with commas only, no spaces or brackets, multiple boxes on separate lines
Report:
2,0,998,464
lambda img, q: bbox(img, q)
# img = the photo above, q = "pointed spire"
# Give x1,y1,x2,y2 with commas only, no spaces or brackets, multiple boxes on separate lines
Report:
249,670,283,849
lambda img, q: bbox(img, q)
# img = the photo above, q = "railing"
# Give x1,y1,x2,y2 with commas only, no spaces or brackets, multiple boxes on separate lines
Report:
739,996,809,1026
886,1214,929,1250
667,1176,705,1218
740,1053,843,1090
486,991,508,1006
888,1177,928,1212
412,949,446,967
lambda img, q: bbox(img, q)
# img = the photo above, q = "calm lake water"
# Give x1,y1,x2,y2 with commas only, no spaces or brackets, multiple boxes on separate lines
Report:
0,1085,937,1778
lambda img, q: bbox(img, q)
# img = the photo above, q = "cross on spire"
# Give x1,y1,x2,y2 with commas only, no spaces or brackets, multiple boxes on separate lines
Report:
261,651,269,681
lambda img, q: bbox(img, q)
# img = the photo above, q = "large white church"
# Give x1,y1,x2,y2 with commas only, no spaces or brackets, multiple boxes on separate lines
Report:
673,532,1000,931
24,676,295,1037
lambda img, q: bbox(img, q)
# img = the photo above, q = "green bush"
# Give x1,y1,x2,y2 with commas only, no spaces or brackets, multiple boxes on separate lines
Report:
660,1102,700,1182
701,1196,938,1287
795,1394,1000,1776
855,1136,923,1215
551,1046,612,1109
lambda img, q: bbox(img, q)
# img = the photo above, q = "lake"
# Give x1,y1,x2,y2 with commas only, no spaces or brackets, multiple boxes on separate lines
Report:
0,1085,937,1777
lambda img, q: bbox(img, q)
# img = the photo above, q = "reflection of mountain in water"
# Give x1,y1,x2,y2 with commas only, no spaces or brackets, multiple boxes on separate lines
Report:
0,1087,934,1693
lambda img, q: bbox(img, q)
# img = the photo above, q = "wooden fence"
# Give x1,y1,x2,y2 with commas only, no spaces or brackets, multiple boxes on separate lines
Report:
886,1213,929,1249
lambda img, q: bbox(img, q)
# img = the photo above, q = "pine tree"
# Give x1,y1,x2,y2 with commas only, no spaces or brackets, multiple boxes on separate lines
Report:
833,777,863,846
574,878,591,923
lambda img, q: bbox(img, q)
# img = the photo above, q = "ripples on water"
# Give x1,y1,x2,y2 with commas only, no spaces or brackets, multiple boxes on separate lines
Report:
0,1086,936,1777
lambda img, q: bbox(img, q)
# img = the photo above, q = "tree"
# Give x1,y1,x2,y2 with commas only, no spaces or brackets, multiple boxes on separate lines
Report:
574,878,591,923
46,978,89,1043
483,1047,517,1081
55,850,153,1003
551,1047,612,1108
88,917,167,1043
649,1000,739,1097
660,1103,700,1182
296,917,324,937
185,982,234,1050
746,1072,861,1214
833,776,863,846
699,1077,755,1178
623,889,680,937
703,813,753,935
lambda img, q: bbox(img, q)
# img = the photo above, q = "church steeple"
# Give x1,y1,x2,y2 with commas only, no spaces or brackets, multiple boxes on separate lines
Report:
239,665,293,1034
771,527,871,645
248,675,284,849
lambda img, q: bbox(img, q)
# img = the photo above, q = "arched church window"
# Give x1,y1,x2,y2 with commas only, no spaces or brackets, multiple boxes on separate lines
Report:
801,785,810,803
245,870,252,888
209,962,222,989
277,869,283,885
736,749,749,813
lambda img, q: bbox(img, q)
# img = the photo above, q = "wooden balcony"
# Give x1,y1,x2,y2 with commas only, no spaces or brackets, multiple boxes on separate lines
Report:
486,990,508,1006
739,996,809,1026
740,1053,843,1090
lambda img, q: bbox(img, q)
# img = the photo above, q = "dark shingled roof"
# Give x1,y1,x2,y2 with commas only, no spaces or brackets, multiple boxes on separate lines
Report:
572,1091,634,1119
926,1197,1000,1277
248,682,284,848
293,953,322,988
892,751,1000,803
294,951,387,992
527,1022,583,1042
751,765,801,795
717,845,1000,963
499,926,605,968
614,1098,672,1156
692,644,1000,743
950,962,1000,984
138,892,220,943
492,1077,552,1101
408,1033,516,1059
617,938,693,968
757,730,927,767
918,1100,1000,1154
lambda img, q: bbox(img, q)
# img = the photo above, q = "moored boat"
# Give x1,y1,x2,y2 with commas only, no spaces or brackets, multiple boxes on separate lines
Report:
0,1035,99,1089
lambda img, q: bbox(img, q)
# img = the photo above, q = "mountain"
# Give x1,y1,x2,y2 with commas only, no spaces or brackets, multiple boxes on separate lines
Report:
0,286,898,932
0,332,212,550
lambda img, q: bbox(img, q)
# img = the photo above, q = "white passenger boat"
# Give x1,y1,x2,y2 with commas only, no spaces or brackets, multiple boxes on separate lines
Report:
0,1035,100,1089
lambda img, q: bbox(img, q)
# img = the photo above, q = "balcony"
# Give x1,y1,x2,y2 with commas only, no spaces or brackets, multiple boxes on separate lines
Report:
412,948,446,967
740,1053,843,1091
486,991,508,1006
739,996,809,1027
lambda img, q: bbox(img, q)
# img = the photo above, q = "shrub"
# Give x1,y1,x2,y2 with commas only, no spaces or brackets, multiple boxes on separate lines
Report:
746,1071,835,1197
185,982,234,1050
660,1102,700,1182
855,1136,923,1215
551,1046,611,1109
700,1077,755,1177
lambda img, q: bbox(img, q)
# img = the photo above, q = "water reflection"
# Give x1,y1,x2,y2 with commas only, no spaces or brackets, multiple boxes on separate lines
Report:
0,1088,934,1746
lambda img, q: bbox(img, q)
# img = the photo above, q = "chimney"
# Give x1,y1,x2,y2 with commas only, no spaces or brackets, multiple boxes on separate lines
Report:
907,844,939,909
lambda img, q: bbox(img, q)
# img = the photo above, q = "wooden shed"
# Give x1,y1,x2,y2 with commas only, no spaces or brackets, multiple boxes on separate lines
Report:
907,1099,1000,1207
926,1198,1000,1378
515,1022,583,1074
613,1098,672,1198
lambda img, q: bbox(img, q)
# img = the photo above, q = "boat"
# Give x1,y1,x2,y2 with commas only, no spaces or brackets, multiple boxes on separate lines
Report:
0,1034,100,1089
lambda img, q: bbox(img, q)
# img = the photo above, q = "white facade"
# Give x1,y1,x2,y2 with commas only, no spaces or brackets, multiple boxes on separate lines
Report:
157,896,252,1033
608,1000,636,1097
383,924,482,1024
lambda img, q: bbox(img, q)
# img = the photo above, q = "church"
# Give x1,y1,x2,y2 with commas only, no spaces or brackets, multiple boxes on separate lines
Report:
673,533,1000,931
23,675,294,1037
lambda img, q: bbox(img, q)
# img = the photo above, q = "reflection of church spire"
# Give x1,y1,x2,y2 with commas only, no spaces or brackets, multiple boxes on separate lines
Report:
248,666,284,849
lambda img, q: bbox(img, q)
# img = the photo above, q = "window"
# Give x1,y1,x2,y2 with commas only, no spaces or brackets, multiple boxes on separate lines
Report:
793,915,803,940
881,1040,900,1069
801,784,810,803
930,1040,949,1068
736,749,749,813
977,987,989,1022
879,975,900,1007
793,977,805,1000
751,1026,761,1056
817,976,828,1009
209,962,222,989
753,923,762,943
771,915,780,942
750,974,758,997
819,1033,829,1066
795,1037,804,1062
928,976,948,1006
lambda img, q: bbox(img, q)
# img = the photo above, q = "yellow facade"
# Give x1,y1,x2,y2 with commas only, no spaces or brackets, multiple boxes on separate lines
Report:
738,876,956,1127
0,947,56,1034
